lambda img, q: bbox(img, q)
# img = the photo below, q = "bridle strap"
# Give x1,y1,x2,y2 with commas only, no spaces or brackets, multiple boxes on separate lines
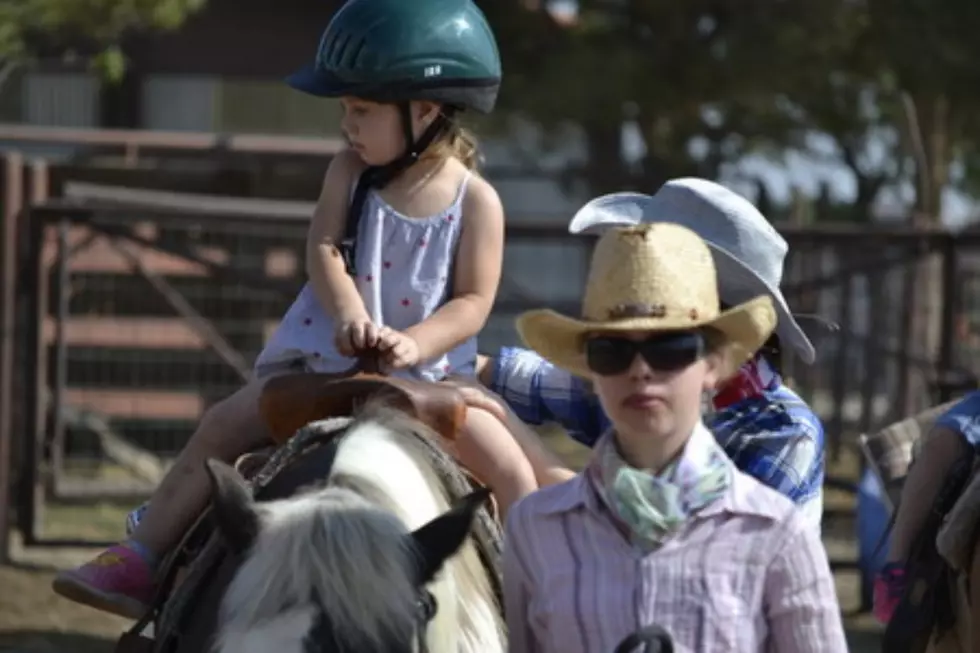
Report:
414,589,437,653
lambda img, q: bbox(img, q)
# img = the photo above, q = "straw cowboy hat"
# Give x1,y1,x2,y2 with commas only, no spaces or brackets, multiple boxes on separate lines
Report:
516,223,778,379
567,178,831,364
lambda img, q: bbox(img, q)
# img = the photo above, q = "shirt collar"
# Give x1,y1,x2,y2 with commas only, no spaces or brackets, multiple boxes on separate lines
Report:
712,355,780,410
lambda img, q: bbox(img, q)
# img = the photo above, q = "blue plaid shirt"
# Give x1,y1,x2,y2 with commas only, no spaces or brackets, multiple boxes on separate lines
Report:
490,347,826,524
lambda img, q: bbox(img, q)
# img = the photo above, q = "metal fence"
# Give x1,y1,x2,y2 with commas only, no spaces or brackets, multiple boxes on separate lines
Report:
6,197,980,547
2,135,980,561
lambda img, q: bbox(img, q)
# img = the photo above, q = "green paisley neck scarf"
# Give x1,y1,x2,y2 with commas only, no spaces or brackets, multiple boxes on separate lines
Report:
588,422,733,551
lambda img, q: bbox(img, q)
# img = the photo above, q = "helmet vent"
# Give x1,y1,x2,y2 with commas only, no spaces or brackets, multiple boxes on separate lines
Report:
347,38,367,68
326,32,351,66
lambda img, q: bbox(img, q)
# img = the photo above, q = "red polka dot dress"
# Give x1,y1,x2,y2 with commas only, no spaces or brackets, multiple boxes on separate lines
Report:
255,173,476,382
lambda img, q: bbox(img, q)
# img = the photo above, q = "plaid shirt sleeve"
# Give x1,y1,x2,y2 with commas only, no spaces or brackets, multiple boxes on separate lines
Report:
711,391,825,509
488,347,606,447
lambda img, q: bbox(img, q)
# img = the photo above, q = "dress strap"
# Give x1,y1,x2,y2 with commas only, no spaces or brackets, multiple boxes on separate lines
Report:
452,170,474,210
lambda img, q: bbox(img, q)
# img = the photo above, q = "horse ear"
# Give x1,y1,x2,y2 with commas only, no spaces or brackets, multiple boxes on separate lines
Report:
409,487,491,584
205,458,260,553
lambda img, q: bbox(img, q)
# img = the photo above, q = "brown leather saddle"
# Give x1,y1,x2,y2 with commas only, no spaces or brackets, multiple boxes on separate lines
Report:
259,371,468,445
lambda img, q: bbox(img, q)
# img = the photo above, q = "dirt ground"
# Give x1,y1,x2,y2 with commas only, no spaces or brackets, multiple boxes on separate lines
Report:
0,562,129,653
0,427,884,652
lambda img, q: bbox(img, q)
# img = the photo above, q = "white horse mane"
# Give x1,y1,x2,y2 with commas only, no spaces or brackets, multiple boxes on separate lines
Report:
214,407,505,653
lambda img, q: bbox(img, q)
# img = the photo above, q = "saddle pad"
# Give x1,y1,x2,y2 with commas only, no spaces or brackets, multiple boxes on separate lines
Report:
859,401,958,511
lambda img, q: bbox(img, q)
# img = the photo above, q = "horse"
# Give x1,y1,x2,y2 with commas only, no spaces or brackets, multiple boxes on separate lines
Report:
859,403,979,653
147,403,506,653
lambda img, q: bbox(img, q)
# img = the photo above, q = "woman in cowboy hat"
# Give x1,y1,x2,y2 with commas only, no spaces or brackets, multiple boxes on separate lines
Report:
502,223,847,653
468,178,831,528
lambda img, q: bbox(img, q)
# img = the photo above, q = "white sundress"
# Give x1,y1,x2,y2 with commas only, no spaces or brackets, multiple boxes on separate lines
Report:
254,172,476,382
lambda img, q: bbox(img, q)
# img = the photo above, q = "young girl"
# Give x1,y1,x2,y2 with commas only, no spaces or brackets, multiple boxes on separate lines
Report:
53,0,536,620
503,223,847,652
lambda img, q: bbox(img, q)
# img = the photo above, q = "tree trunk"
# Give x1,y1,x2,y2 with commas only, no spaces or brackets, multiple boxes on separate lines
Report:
581,121,629,195
904,93,949,413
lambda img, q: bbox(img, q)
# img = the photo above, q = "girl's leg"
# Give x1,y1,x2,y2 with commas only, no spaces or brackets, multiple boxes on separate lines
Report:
454,407,538,519
448,379,576,488
52,378,273,619
874,426,972,623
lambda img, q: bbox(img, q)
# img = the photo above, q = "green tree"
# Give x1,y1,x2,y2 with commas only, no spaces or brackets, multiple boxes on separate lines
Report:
0,0,206,90
479,0,859,196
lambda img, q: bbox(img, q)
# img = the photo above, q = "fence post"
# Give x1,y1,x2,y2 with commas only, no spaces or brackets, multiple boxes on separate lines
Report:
936,233,962,402
0,152,24,562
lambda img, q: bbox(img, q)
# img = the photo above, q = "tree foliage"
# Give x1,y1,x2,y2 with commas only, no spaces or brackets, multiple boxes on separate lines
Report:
480,0,980,217
0,0,206,83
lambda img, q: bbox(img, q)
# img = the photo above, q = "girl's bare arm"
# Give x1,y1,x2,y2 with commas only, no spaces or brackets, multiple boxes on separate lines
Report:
405,175,504,360
306,149,370,322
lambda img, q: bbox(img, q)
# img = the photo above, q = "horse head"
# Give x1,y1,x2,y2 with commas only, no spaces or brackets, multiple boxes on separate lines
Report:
202,408,500,653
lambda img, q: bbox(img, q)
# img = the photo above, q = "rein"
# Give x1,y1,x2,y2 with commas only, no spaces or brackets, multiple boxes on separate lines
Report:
613,625,674,653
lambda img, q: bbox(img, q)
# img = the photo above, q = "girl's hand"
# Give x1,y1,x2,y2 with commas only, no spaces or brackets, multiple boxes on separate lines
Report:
376,327,421,370
335,318,380,357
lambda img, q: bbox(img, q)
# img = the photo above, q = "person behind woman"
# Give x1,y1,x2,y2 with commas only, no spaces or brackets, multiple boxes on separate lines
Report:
874,391,980,623
53,0,537,619
476,179,829,528
503,222,847,653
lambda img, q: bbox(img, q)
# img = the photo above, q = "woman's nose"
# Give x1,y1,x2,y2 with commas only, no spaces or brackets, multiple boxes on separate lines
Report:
627,352,654,380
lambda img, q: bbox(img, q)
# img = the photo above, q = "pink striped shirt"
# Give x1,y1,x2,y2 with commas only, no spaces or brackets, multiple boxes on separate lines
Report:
503,465,848,653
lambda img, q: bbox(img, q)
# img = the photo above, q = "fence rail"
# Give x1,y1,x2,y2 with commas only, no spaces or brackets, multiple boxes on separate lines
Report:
0,123,345,165
2,147,980,567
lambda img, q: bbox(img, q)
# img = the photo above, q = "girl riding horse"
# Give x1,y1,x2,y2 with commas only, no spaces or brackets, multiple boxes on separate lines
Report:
54,0,536,620
502,223,848,652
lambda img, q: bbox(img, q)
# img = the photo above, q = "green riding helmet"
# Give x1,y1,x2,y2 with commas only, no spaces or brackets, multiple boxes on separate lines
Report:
286,0,501,114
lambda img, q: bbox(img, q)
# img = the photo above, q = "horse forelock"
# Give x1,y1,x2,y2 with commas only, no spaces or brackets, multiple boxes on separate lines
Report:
216,483,420,652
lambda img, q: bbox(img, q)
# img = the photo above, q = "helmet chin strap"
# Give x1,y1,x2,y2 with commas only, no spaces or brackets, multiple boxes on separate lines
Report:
374,102,454,187
339,103,456,276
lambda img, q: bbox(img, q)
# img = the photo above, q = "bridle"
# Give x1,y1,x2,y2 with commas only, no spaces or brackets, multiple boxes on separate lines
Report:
414,589,438,653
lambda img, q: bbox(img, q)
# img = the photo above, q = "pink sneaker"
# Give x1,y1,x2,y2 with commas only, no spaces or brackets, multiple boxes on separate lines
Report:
873,562,907,624
51,544,155,619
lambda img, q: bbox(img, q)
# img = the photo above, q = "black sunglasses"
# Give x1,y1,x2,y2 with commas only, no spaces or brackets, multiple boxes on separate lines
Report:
584,332,706,376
